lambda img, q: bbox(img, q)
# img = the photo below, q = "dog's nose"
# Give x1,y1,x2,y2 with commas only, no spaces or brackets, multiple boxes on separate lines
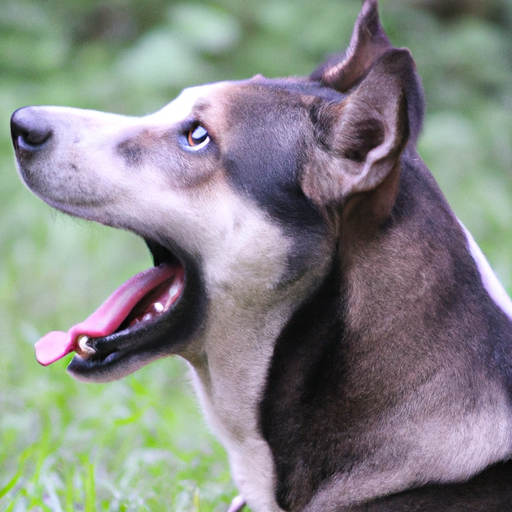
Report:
11,107,53,153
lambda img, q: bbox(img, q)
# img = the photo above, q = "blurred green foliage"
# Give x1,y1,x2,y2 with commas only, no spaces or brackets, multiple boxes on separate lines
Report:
0,0,511,510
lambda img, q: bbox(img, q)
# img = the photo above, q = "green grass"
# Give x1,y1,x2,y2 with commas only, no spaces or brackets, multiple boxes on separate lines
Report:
1,0,511,510
0,364,238,511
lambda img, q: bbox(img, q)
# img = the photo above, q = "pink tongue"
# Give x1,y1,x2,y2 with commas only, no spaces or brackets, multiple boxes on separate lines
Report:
35,264,179,366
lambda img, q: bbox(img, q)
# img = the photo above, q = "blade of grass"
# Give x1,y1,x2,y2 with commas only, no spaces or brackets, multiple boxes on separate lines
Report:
82,456,97,512
0,446,31,499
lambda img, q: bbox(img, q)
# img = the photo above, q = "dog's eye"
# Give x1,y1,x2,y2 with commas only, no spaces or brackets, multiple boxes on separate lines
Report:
187,125,210,150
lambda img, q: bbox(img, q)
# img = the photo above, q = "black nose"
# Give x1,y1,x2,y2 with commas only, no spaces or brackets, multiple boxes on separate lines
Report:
11,107,53,153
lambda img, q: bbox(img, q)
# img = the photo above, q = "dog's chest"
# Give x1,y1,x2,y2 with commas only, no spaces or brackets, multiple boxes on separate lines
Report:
190,343,284,511
188,298,296,512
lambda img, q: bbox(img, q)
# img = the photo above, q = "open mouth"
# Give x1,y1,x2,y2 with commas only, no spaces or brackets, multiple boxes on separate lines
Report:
34,239,200,381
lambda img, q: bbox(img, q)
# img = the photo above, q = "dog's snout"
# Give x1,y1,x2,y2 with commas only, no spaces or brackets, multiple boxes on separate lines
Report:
11,107,53,154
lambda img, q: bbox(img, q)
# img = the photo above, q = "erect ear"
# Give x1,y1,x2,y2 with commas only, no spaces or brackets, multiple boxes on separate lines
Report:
302,49,412,207
310,0,392,92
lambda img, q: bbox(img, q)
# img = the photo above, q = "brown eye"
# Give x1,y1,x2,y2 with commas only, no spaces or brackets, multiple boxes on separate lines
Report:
187,125,210,149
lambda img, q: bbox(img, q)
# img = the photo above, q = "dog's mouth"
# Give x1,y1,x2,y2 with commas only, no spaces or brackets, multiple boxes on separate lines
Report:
35,239,202,382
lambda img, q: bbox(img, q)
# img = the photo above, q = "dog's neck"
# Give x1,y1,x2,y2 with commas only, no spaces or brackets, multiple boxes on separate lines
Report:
186,251,332,512
182,155,512,512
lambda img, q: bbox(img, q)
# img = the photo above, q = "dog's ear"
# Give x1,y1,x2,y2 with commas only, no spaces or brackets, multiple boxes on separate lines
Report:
311,0,391,93
302,49,412,207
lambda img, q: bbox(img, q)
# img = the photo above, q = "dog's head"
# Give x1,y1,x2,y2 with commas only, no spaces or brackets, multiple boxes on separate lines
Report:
11,0,424,382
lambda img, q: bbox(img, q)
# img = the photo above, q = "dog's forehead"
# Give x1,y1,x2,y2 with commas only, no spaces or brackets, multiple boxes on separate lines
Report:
148,81,232,124
148,76,339,126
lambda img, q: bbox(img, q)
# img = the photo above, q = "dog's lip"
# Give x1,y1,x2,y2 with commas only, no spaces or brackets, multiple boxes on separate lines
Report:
34,262,185,366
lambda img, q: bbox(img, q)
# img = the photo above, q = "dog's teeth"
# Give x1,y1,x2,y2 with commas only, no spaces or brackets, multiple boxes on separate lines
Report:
154,302,164,313
168,282,181,300
77,335,95,356
142,313,154,322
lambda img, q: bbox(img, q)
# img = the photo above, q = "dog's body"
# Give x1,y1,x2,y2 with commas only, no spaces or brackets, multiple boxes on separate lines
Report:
10,1,512,510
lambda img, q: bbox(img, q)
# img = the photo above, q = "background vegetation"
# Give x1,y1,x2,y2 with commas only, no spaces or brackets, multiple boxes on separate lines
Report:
1,0,511,510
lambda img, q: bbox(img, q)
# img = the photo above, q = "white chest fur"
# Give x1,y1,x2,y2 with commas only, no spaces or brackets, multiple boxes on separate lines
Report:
189,304,289,512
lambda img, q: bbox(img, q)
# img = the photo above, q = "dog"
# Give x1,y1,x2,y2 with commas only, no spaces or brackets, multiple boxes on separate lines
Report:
10,1,512,510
